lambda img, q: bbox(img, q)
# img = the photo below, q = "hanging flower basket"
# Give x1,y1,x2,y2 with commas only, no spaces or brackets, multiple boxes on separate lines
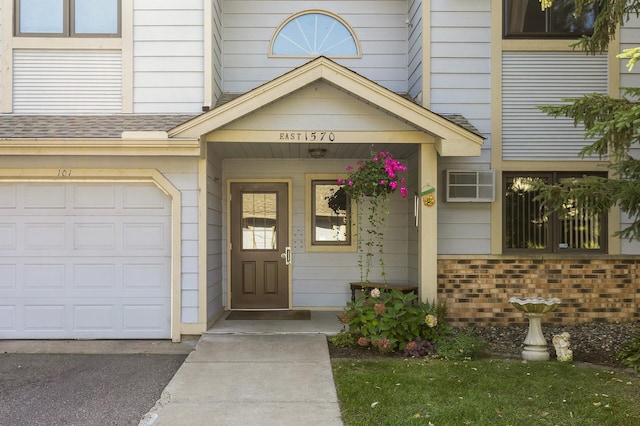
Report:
338,151,408,283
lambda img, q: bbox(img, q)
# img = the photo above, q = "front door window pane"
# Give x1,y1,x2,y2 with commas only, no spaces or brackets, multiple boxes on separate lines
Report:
242,193,277,250
19,0,64,34
74,0,118,34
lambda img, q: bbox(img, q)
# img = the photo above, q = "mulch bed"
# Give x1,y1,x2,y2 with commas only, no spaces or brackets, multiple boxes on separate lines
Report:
328,321,640,369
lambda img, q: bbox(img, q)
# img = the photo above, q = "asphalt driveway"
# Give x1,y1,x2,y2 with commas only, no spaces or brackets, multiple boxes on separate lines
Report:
0,341,193,426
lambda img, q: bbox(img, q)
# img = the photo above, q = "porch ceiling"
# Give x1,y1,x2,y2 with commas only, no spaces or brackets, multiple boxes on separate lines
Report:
208,141,419,160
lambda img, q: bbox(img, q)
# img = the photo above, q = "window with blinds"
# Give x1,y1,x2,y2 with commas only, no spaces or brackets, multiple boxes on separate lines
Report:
503,172,606,253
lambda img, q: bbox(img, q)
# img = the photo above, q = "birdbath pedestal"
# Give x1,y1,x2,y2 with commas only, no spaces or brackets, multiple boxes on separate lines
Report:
509,297,561,361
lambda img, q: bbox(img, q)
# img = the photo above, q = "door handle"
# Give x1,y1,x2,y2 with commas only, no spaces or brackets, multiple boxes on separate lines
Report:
280,246,292,265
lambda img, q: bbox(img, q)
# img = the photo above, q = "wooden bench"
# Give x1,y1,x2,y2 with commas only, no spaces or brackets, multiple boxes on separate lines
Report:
350,282,418,302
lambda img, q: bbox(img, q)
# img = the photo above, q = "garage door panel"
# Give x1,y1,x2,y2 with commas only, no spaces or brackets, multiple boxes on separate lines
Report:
24,223,67,250
24,183,66,209
73,305,117,332
73,263,117,290
74,184,117,209
0,183,17,207
74,223,117,250
0,306,16,330
24,304,66,331
24,264,67,290
123,304,169,332
123,223,167,251
0,224,17,248
0,182,172,339
123,184,168,209
123,263,168,291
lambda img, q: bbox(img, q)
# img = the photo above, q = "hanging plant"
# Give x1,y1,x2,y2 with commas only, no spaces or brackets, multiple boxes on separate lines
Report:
338,151,408,283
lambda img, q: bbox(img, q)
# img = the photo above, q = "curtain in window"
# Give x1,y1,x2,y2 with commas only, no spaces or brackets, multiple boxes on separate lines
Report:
507,0,528,34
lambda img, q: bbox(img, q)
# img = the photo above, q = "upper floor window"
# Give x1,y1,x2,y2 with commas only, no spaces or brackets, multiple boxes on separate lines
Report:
503,172,606,253
504,0,596,38
16,0,120,37
270,11,360,57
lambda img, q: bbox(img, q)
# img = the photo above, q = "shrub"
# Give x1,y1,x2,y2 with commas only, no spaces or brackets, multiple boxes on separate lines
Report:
328,331,356,348
618,327,640,371
339,288,451,353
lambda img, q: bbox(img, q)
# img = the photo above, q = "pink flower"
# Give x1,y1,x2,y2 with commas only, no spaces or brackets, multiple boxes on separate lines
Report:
374,303,386,315
389,181,397,190
337,178,344,184
348,180,354,186
357,337,369,347
400,187,407,198
373,157,379,162
379,180,386,185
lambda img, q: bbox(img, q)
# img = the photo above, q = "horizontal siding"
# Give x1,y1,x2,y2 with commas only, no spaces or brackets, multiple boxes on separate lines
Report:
430,0,492,256
13,50,121,114
133,1,204,113
502,52,608,160
222,0,408,94
430,0,491,146
407,0,422,99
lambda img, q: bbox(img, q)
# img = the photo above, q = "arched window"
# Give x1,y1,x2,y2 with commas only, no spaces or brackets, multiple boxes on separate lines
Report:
270,11,360,58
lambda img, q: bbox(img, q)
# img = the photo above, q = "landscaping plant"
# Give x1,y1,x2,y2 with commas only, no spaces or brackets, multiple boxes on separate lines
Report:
617,326,640,371
339,288,451,354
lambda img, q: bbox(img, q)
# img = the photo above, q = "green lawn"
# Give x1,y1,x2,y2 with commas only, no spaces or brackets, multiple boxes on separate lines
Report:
332,359,640,425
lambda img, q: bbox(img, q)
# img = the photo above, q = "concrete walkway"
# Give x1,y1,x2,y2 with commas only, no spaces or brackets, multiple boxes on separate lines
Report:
140,312,345,425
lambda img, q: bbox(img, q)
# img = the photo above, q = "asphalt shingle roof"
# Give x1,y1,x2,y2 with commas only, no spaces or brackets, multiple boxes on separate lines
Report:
0,115,198,139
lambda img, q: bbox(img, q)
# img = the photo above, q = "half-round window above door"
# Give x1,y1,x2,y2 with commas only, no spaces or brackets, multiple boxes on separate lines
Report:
270,11,361,58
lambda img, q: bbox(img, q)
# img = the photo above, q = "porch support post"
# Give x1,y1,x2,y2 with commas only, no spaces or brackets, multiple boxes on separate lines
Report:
418,143,438,303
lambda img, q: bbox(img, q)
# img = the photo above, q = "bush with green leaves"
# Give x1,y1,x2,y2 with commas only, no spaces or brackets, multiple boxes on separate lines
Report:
617,327,640,371
339,288,451,352
328,330,356,348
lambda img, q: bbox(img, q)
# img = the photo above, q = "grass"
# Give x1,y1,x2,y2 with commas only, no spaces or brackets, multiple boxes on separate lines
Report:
332,358,640,425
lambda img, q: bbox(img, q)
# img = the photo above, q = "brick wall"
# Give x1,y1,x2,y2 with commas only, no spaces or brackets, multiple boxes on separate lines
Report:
438,256,640,327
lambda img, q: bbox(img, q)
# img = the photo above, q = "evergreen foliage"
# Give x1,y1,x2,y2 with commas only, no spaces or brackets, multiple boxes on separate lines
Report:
537,0,640,241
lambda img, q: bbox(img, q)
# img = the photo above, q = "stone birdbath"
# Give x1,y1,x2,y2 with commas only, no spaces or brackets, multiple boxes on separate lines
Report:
509,296,561,361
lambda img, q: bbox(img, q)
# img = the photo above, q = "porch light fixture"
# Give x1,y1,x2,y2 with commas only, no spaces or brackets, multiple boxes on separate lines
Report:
308,148,327,158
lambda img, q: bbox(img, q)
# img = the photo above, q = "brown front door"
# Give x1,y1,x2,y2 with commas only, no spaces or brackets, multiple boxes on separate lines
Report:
230,182,289,309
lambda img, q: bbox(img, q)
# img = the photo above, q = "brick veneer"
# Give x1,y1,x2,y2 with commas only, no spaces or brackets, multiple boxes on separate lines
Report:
437,256,640,327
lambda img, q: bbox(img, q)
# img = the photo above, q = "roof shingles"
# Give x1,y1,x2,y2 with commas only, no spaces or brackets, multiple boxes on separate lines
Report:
0,115,198,139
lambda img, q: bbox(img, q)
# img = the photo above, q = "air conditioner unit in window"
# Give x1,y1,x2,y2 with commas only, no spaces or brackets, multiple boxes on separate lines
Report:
445,170,495,202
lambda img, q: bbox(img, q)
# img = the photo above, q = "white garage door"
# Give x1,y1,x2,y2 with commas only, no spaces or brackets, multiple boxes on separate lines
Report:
0,182,172,339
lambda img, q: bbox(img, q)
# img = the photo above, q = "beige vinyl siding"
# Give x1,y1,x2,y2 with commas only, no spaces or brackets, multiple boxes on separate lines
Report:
502,51,608,160
407,0,422,100
12,50,121,114
222,158,410,308
223,0,408,94
206,154,224,322
133,0,204,113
